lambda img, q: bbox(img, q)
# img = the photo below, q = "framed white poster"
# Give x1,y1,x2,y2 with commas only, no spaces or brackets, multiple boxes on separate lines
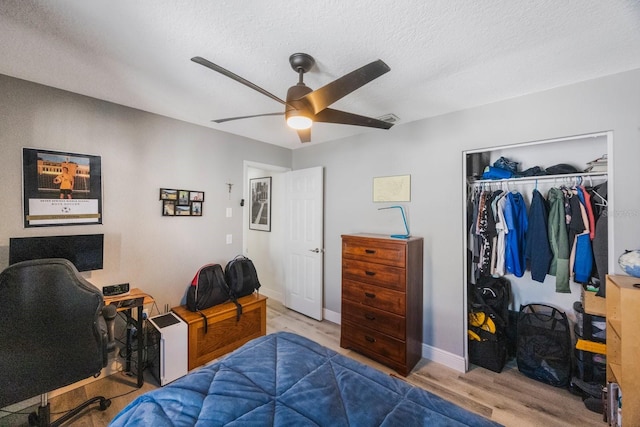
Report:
373,174,411,202
22,148,102,227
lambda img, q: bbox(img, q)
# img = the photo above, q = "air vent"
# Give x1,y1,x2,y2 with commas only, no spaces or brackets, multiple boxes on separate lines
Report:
377,113,400,124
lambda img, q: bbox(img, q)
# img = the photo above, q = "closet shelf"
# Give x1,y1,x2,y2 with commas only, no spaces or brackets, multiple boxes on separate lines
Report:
469,171,607,186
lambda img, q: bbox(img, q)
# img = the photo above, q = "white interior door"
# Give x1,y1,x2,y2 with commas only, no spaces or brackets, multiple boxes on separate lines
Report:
284,166,324,320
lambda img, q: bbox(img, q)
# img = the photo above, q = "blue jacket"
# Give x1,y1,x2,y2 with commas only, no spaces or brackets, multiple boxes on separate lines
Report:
504,191,528,278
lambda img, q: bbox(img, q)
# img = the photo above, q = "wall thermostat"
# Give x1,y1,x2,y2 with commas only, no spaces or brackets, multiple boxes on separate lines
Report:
103,283,130,296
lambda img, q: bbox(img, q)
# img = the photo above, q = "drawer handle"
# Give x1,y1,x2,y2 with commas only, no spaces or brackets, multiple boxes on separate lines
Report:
364,313,376,321
364,292,376,299
365,249,376,254
365,271,376,276
365,336,376,343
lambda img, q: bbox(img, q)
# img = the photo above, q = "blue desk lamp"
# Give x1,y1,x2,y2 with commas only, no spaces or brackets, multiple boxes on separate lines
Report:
378,205,410,239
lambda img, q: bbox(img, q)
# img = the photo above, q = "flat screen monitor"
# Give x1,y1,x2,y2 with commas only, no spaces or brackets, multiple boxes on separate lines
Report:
9,234,104,272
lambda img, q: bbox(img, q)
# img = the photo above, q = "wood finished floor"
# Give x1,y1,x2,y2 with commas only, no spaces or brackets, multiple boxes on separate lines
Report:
1,299,604,426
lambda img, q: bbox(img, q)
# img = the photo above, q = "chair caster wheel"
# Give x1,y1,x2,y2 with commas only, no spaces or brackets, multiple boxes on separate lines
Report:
28,412,39,426
100,398,111,411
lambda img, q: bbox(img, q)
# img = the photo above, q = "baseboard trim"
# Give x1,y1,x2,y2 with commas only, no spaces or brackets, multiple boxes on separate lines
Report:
421,343,466,372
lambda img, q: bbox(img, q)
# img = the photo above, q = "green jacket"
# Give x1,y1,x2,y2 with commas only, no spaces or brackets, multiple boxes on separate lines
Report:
547,188,570,293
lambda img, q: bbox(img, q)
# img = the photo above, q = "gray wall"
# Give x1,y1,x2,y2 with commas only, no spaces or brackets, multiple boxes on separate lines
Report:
293,68,640,360
3,68,639,365
0,74,291,312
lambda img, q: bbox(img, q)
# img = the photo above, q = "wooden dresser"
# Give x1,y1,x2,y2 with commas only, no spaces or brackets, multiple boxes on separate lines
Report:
340,233,423,376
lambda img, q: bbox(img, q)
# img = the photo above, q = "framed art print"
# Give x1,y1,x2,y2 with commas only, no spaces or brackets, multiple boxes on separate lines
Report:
249,176,271,231
22,148,102,227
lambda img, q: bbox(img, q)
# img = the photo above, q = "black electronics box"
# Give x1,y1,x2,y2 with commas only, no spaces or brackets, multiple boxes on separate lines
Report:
103,283,130,296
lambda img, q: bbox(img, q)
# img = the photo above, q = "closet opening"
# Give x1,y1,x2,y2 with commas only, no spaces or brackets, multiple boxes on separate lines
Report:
462,131,613,374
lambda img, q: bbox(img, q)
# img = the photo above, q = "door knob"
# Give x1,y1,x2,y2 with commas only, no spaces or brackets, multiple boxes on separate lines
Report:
309,248,321,253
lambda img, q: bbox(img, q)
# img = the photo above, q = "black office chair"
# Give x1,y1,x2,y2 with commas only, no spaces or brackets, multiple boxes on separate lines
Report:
0,259,111,426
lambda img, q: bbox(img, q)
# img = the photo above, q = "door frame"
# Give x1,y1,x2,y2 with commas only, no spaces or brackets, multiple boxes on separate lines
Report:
242,161,291,301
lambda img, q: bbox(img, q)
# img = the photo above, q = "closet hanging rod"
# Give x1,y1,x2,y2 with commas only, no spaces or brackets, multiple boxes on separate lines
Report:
470,171,608,187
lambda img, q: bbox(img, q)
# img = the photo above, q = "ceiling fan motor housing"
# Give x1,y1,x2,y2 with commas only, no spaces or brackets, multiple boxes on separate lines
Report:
285,83,313,119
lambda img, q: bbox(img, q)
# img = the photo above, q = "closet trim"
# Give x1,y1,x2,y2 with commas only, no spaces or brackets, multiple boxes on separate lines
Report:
461,130,613,372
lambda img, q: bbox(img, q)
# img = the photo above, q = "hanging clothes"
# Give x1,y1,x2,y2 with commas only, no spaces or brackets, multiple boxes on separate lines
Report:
504,191,528,278
571,186,594,284
525,189,552,283
475,191,493,276
591,181,608,296
492,193,508,277
547,187,571,293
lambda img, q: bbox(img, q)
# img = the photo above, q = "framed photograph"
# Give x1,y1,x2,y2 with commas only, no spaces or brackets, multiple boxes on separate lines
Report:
160,188,177,200
175,205,191,216
191,201,202,216
178,190,189,205
189,191,204,202
162,200,175,216
22,148,102,227
249,176,271,231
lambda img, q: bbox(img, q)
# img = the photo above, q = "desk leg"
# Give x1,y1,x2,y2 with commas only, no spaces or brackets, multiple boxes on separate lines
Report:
136,304,144,388
125,310,132,373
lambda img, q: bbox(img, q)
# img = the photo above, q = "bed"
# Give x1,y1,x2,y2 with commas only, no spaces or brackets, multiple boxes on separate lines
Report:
110,331,501,426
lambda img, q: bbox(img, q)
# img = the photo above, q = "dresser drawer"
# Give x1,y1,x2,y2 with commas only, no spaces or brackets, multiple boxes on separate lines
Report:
342,258,405,291
341,320,406,365
342,299,405,340
342,279,405,316
342,238,406,268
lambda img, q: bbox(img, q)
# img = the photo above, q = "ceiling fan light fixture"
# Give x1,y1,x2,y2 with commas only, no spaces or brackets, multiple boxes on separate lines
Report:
286,113,313,130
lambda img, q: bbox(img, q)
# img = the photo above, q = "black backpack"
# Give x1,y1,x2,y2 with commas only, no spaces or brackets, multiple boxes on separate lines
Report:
224,255,261,300
187,264,230,332
467,276,512,373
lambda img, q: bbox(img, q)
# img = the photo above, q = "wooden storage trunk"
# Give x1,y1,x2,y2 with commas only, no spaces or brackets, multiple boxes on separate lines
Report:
172,294,267,370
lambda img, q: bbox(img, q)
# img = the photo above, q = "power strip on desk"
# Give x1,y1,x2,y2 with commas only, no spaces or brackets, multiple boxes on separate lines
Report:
103,283,130,297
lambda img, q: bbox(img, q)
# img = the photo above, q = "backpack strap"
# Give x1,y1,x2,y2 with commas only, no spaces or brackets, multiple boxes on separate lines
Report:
213,266,228,294
197,310,208,334
231,297,243,322
233,261,244,295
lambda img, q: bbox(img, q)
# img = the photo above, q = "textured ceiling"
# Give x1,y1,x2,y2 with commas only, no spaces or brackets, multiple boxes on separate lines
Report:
1,1,639,149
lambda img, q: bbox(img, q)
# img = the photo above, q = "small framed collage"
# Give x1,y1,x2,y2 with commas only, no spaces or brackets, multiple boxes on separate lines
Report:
160,188,204,216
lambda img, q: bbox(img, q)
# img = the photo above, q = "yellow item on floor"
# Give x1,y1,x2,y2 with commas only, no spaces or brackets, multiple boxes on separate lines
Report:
575,338,606,355
469,312,496,334
468,329,482,341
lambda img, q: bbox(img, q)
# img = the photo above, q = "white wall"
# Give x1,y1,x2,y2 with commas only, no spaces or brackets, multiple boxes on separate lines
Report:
0,74,291,313
293,68,640,365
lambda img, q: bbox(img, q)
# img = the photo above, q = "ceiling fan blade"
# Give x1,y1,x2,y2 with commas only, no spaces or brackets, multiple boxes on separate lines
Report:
299,60,390,114
192,56,287,106
313,108,393,129
297,128,311,143
212,112,284,124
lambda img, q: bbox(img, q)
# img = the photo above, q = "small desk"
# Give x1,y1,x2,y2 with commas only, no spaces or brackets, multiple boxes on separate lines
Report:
103,288,154,387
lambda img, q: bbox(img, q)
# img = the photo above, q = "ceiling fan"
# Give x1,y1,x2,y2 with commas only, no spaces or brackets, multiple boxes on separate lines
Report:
191,53,394,143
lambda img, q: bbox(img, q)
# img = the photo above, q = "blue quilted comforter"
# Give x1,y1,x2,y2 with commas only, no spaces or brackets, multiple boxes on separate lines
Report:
110,332,500,426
